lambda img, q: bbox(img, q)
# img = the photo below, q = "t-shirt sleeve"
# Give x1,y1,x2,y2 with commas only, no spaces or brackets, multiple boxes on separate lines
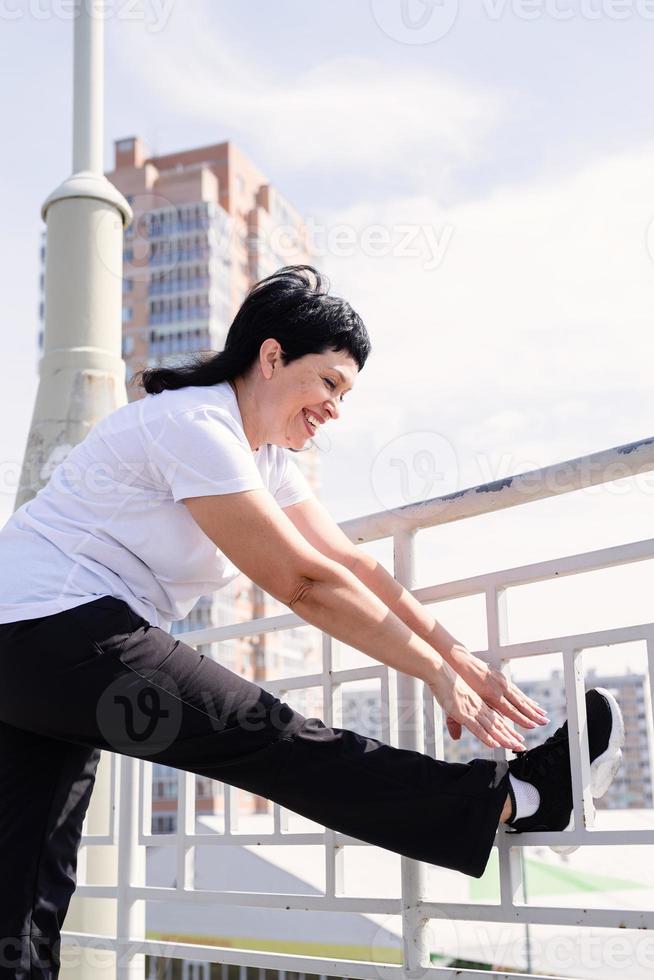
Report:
145,407,265,503
272,447,313,508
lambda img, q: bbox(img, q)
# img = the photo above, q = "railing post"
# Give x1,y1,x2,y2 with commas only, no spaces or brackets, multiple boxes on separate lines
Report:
116,755,146,978
645,631,654,808
487,586,531,970
393,529,430,975
562,645,595,836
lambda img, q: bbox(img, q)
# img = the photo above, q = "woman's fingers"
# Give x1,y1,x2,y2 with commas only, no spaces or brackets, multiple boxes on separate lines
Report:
484,671,548,728
492,719,524,751
496,695,540,730
468,718,500,749
483,705,525,750
444,673,546,751
468,704,525,751
509,685,549,723
492,682,550,729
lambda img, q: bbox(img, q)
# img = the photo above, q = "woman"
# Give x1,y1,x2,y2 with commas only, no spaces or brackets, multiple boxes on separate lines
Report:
0,265,623,978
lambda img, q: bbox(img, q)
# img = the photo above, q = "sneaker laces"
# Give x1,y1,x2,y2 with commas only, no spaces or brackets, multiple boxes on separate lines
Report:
511,724,570,783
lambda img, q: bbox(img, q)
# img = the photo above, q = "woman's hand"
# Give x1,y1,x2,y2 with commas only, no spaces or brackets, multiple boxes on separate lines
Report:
427,660,527,751
443,649,550,742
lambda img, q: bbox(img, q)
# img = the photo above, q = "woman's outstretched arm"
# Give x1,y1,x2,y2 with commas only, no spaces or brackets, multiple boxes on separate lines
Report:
184,487,527,751
282,492,549,737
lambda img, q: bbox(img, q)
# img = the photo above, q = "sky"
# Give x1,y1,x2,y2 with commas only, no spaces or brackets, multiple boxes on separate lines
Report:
1,0,653,681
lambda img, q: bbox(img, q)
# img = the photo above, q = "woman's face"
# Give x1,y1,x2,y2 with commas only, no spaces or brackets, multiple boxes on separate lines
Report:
237,340,360,452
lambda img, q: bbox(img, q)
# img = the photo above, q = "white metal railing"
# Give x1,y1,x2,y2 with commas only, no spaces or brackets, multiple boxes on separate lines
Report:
65,435,654,979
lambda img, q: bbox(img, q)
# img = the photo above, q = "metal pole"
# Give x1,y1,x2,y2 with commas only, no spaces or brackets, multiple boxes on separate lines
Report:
72,0,103,174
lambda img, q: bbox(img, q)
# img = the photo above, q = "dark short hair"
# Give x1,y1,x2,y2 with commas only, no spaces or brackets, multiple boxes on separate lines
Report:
132,264,372,397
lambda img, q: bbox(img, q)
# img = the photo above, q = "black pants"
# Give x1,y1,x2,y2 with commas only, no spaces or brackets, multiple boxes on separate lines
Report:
0,595,510,978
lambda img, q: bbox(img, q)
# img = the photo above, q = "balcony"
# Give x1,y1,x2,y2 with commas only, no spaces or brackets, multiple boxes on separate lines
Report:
63,436,654,980
149,277,212,297
149,246,212,266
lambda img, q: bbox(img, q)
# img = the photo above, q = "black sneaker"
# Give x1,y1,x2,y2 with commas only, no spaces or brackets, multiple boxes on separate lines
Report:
504,687,624,854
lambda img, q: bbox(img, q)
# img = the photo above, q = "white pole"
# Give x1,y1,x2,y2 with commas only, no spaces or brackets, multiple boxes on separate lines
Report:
116,756,147,980
16,2,135,977
394,529,431,975
15,0,133,511
72,0,104,175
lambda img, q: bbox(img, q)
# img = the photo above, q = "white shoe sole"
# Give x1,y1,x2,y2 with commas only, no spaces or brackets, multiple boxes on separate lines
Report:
550,687,625,855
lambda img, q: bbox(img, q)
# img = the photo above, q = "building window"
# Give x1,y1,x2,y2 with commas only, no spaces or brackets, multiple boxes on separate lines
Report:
122,306,133,323
122,335,135,357
152,814,177,834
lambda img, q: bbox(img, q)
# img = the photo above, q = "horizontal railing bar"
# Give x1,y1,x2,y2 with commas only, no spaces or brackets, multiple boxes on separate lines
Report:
110,886,402,913
68,884,118,899
263,664,385,694
177,610,300,646
419,900,654,930
136,830,376,848
60,933,555,980
65,888,654,929
414,537,654,604
486,622,654,660
497,826,654,846
340,435,654,544
61,931,117,951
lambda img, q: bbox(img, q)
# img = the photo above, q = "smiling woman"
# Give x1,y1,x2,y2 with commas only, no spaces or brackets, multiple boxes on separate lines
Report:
0,263,623,980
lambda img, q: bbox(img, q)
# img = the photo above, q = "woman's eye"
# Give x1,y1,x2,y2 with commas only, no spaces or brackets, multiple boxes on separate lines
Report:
324,378,345,403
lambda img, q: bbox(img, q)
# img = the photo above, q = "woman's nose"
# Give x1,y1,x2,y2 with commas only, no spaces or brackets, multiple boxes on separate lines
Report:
326,399,340,421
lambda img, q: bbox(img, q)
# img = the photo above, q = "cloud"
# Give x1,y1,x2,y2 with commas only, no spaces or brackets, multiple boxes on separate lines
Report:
318,142,654,475
110,3,505,187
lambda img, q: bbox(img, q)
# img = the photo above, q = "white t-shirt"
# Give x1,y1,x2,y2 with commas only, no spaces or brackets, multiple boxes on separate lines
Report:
0,381,312,632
